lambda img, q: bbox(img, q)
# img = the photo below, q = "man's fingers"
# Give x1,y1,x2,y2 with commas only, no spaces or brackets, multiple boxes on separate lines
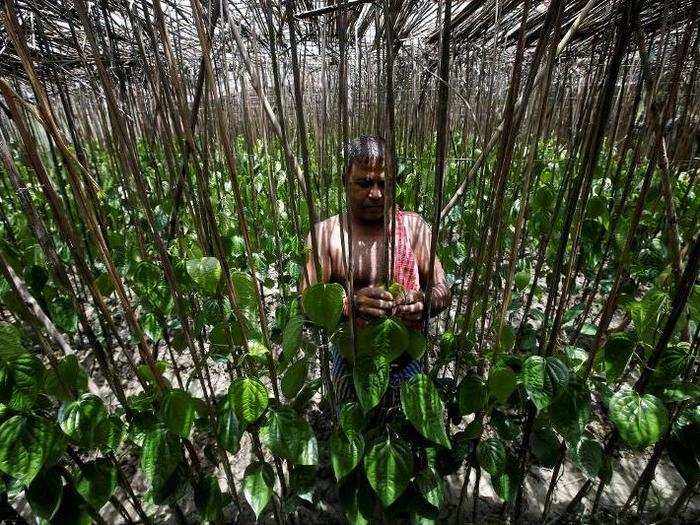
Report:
397,302,423,314
357,296,393,310
358,306,388,318
362,287,394,300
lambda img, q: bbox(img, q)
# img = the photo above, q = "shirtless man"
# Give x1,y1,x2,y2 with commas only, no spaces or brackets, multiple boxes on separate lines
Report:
302,136,451,392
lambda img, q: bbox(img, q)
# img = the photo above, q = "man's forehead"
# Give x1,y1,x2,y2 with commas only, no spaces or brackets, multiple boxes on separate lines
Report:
350,164,385,179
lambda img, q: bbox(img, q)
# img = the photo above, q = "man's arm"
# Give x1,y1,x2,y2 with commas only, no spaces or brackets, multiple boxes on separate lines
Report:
300,221,332,292
405,212,451,316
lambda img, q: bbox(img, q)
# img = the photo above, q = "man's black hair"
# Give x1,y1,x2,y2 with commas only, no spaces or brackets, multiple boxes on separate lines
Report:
343,135,386,184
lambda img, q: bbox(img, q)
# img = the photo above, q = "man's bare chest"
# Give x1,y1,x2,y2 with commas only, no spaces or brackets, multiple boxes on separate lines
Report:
328,227,387,288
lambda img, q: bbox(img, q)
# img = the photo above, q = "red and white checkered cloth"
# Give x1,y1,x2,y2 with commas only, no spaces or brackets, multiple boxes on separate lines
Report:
392,208,420,293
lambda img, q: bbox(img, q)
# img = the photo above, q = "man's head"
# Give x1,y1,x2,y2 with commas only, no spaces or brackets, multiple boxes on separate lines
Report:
344,135,387,223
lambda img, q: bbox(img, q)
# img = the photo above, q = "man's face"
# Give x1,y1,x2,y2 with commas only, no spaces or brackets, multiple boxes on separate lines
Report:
346,162,385,223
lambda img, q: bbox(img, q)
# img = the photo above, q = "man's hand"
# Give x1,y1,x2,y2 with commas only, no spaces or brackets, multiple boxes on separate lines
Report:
354,286,394,319
394,290,424,322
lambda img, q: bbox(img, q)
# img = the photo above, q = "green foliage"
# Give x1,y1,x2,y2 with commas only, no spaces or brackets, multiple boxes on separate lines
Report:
400,373,451,448
26,467,63,519
58,394,110,449
521,356,569,410
477,437,506,476
302,282,345,331
186,257,222,295
161,389,197,438
0,414,66,484
243,462,274,519
609,388,669,449
353,354,389,412
259,407,316,463
330,430,365,481
74,458,118,509
364,434,414,507
228,377,268,424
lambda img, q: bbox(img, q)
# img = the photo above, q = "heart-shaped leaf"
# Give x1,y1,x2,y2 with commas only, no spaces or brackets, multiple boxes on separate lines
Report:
0,415,66,485
302,282,345,331
400,373,451,448
194,475,224,522
609,388,669,449
353,354,389,413
458,374,488,415
521,356,569,410
571,437,602,478
141,428,182,492
74,458,117,510
228,377,268,424
357,317,409,361
364,434,413,507
25,466,63,519
186,257,222,295
242,461,274,519
281,358,308,399
488,367,517,403
260,407,313,462
603,334,635,381
161,389,197,438
58,394,110,449
330,430,364,481
415,467,444,509
476,437,506,476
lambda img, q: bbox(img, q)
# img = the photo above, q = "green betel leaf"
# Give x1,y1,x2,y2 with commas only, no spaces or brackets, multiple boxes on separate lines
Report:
357,317,409,361
353,354,389,413
476,437,506,476
400,374,451,448
217,402,246,454
406,330,427,360
242,461,275,519
301,282,345,331
7,352,45,412
330,430,364,481
194,475,224,522
364,434,414,507
548,379,591,444
458,374,488,415
259,406,310,462
609,388,669,449
26,466,63,519
74,458,118,510
521,356,569,410
281,358,308,399
415,467,444,510
529,427,560,468
50,484,92,525
295,429,319,466
161,389,197,438
186,257,222,295
603,334,635,381
141,428,182,492
231,271,258,310
228,377,268,424
0,415,66,485
58,393,110,449
44,355,89,402
282,315,304,357
0,322,25,362
488,366,517,403
514,268,531,291
571,437,603,479
339,402,366,436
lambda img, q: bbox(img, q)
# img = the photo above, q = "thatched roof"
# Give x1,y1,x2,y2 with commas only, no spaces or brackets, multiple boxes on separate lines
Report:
0,0,696,83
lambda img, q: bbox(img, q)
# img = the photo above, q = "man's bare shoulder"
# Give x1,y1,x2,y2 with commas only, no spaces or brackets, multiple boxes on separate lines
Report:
402,211,430,233
315,214,341,235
